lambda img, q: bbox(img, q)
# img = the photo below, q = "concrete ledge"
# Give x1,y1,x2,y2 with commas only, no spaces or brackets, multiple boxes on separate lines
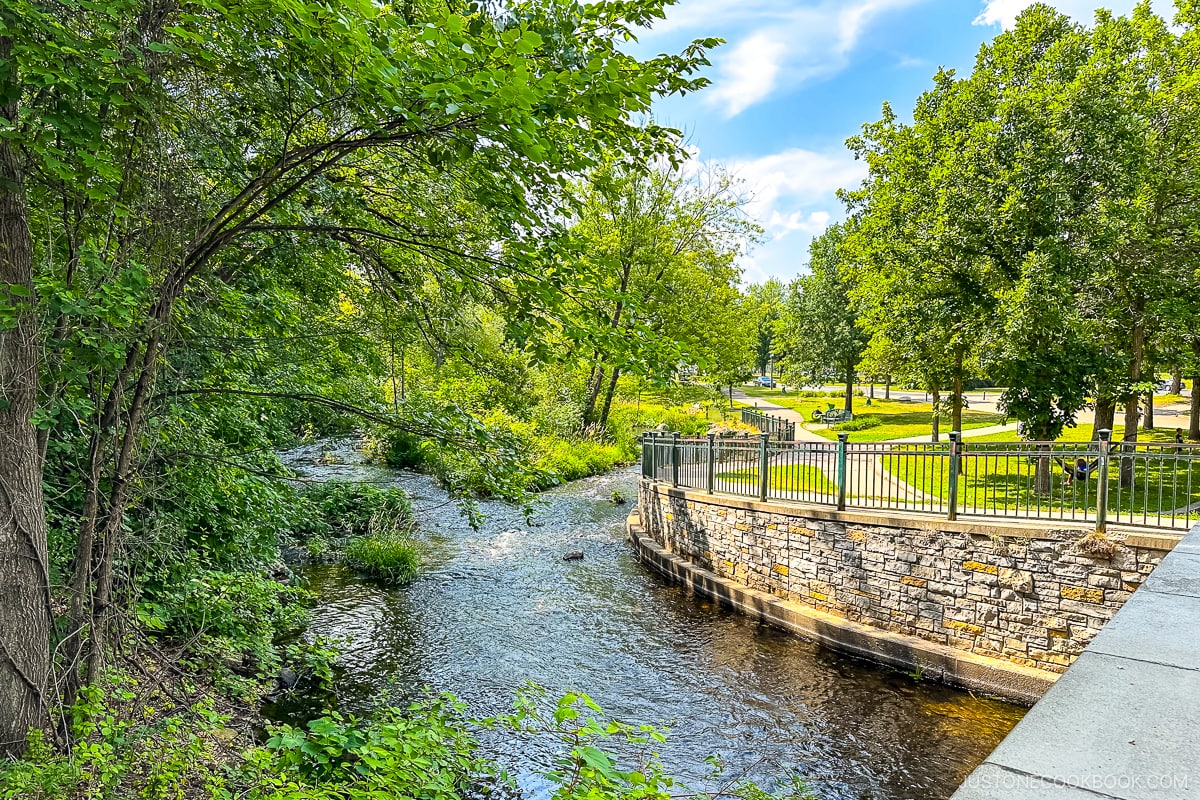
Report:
953,522,1200,799
627,510,1055,705
654,484,1104,539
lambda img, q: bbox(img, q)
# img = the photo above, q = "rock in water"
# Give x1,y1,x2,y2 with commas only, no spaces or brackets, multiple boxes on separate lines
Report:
562,550,584,561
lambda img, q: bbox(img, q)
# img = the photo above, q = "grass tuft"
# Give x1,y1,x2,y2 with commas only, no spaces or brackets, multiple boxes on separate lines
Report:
344,528,421,585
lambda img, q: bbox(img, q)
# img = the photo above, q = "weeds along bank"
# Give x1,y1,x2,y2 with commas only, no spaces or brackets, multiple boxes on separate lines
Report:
372,384,739,494
2,386,728,799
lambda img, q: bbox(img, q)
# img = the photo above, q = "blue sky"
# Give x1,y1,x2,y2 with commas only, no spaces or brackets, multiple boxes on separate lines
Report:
630,0,1173,285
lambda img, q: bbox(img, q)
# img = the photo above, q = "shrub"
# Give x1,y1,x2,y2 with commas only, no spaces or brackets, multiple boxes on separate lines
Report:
292,482,415,540
246,696,487,799
373,429,427,469
136,567,317,695
834,415,882,432
344,532,421,585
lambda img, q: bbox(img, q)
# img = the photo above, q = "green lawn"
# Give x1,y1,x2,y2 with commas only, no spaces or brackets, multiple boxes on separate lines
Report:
965,425,1192,444
715,463,837,495
746,395,1007,442
881,446,1200,523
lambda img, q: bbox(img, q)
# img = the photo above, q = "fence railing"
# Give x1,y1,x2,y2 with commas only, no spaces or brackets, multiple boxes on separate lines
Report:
641,430,1200,532
739,407,796,440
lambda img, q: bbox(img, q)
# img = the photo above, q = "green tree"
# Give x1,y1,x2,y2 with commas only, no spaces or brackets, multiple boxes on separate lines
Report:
778,224,869,413
0,0,718,753
743,279,786,378
570,161,757,430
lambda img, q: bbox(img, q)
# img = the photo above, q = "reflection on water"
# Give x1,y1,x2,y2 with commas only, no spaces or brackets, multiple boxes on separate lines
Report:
275,445,1021,800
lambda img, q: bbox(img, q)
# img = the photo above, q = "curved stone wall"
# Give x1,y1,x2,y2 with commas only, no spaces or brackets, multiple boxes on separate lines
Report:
635,479,1180,702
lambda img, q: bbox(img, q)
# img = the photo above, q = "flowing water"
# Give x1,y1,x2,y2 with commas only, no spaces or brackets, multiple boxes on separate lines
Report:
275,439,1023,800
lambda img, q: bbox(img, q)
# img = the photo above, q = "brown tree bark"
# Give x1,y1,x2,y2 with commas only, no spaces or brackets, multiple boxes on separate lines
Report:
581,366,606,427
1093,396,1116,440
1191,339,1200,441
1144,389,1155,431
0,35,53,755
1120,320,1145,487
597,366,622,430
1171,369,1182,396
951,350,964,434
843,361,854,413
930,388,941,443
884,375,891,400
1191,373,1199,441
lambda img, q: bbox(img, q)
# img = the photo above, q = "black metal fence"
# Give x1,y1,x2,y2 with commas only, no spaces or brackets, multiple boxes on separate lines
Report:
739,407,795,440
641,430,1200,532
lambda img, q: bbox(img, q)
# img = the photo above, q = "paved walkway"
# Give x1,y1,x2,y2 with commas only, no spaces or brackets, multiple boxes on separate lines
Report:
953,522,1200,799
733,391,932,501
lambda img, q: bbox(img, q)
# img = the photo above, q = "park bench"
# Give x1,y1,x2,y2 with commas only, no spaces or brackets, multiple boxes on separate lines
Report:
821,409,854,425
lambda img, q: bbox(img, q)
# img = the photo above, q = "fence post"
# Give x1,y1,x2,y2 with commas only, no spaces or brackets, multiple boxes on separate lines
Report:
1096,428,1111,534
671,432,680,488
758,432,770,501
947,431,960,521
641,433,650,478
706,433,716,494
836,432,849,511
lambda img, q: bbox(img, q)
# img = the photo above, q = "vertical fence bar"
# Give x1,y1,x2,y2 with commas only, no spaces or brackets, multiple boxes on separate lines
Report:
758,433,770,501
706,433,716,494
947,432,960,521
671,432,680,488
1096,429,1111,534
837,433,849,511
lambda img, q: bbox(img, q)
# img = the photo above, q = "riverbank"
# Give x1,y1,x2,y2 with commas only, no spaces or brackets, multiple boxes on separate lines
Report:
280,464,1023,800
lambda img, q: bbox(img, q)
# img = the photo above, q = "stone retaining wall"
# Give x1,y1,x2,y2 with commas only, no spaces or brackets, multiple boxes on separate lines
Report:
639,479,1179,677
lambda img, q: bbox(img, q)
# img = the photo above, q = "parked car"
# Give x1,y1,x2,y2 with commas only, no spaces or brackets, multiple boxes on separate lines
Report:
754,376,776,388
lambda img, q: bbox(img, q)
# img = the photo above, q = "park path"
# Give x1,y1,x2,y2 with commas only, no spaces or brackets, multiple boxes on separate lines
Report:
731,391,933,503
892,422,1021,443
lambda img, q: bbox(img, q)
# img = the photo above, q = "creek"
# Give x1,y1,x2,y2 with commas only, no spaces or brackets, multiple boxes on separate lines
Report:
273,439,1022,800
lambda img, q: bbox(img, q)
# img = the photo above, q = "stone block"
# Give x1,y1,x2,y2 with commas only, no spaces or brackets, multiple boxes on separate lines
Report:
998,567,1034,593
1058,585,1104,603
963,559,999,575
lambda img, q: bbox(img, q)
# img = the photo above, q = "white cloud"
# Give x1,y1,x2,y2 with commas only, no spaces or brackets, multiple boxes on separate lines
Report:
654,0,923,118
725,148,867,229
710,148,868,281
974,0,1173,29
704,33,789,118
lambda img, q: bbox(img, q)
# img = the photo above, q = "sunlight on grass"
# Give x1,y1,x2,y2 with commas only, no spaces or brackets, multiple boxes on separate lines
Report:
715,463,837,494
881,448,1200,522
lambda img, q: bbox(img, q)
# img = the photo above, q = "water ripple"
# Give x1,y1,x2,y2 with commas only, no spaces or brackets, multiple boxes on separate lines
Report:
275,460,1022,800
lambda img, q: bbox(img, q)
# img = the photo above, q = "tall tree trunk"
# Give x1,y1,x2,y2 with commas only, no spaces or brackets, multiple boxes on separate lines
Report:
1144,389,1154,431
869,380,874,400
1171,368,1182,396
1190,372,1199,441
1120,320,1145,487
0,37,53,754
930,388,941,443
597,366,621,430
581,366,606,427
884,375,891,400
1093,396,1116,440
1034,443,1052,497
951,350,964,434
1191,339,1200,441
843,361,854,413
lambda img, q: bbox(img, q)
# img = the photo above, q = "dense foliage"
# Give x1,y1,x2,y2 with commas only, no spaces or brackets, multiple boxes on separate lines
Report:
0,0,762,782
759,2,1200,457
